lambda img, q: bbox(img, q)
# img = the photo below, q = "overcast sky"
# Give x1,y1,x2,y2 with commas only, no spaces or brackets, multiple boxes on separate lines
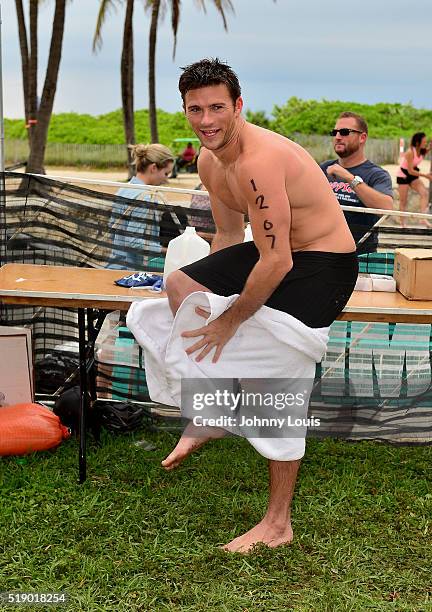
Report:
2,0,432,119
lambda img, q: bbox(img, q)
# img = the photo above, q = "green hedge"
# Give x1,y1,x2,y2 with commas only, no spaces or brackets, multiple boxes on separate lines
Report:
4,109,195,146
6,99,432,145
251,99,432,139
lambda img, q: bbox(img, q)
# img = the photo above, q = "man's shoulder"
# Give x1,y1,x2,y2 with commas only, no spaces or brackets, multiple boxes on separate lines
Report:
236,148,289,186
197,148,219,180
358,160,391,180
356,159,386,172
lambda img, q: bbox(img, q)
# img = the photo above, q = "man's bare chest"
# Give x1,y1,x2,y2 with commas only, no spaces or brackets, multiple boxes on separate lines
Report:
210,168,248,214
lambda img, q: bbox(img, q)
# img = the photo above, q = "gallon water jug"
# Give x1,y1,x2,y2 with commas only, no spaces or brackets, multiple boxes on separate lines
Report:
163,227,210,287
244,223,254,242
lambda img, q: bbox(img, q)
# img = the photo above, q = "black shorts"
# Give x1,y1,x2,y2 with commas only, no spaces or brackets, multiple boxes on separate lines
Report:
180,242,358,328
396,167,420,185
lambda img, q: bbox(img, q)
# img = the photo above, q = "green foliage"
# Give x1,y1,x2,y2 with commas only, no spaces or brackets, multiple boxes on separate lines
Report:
5,99,432,148
4,118,27,140
4,109,195,146
245,109,272,129
271,98,432,139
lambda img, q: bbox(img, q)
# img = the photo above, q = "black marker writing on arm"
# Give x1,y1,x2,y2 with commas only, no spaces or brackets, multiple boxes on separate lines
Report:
250,178,277,250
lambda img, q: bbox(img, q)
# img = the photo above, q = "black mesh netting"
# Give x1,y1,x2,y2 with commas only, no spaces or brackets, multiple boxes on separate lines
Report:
0,171,214,404
0,171,431,443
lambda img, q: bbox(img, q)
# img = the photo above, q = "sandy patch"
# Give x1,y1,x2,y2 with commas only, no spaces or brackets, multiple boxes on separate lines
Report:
41,160,430,189
38,166,201,201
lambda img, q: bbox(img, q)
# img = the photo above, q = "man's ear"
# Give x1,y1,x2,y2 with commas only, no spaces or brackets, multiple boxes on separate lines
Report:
235,96,243,116
360,132,368,146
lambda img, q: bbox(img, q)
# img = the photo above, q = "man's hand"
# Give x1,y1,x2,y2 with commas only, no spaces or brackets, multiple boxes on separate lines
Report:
326,163,354,183
182,306,239,363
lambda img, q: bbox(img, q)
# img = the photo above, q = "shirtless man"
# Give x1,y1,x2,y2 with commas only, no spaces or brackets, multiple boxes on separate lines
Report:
162,59,358,553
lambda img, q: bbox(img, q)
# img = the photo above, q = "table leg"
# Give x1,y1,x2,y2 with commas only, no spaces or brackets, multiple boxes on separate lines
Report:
78,307,88,484
87,307,97,404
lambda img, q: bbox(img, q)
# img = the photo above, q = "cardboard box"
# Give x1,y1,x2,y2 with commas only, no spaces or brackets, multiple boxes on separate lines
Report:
393,249,432,300
0,327,34,406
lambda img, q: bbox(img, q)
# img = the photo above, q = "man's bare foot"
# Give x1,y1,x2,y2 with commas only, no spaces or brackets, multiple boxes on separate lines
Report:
161,423,226,470
222,519,293,553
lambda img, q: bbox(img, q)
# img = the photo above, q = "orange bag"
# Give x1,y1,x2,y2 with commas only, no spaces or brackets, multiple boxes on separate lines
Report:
0,403,70,456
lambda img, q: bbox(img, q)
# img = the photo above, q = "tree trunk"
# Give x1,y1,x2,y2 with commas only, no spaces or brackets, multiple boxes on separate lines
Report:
121,0,135,179
14,0,30,139
148,0,160,143
28,0,38,150
27,0,66,174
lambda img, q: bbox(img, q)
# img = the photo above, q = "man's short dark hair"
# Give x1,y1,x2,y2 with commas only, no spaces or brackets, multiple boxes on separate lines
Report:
179,58,241,105
338,111,368,135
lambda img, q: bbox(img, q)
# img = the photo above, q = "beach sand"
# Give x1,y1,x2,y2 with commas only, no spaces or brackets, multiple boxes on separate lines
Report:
19,159,431,218
42,159,431,190
43,166,201,196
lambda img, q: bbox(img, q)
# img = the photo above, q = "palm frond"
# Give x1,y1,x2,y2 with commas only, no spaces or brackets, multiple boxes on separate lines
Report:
170,0,180,59
194,0,234,32
93,0,120,53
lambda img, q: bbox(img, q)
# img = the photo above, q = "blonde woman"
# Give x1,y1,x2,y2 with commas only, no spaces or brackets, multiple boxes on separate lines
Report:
106,144,174,270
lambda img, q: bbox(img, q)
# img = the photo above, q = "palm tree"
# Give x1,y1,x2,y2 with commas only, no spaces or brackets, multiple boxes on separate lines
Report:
15,0,67,174
94,0,234,157
146,0,234,143
93,0,136,178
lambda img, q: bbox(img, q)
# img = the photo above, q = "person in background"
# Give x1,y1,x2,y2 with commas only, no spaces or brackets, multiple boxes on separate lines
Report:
396,132,432,228
106,144,174,270
170,142,197,178
320,112,394,253
188,182,215,242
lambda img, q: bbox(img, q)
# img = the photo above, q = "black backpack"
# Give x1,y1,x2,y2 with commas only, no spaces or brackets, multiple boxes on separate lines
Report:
54,385,146,435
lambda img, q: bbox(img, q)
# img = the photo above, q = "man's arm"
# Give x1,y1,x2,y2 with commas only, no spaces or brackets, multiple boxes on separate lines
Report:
326,163,393,210
183,156,294,362
222,159,293,326
208,192,245,253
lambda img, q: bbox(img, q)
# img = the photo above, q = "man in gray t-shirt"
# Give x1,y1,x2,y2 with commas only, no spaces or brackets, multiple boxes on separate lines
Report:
320,112,393,254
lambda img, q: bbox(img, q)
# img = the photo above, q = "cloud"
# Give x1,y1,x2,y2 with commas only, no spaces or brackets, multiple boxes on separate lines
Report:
2,0,431,119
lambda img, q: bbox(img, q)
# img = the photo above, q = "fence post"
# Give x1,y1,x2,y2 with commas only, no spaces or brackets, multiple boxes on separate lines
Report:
398,137,405,165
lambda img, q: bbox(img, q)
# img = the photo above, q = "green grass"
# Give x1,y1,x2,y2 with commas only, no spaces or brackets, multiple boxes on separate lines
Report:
0,433,431,611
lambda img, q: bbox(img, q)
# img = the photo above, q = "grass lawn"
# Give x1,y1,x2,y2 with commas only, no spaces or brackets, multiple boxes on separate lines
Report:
0,431,430,611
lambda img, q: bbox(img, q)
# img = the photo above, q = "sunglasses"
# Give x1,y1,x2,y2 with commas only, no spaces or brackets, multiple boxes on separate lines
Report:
330,128,362,137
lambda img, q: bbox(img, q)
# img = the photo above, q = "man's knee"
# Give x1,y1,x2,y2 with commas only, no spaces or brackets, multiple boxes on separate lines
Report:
165,270,211,313
165,270,186,300
165,271,199,312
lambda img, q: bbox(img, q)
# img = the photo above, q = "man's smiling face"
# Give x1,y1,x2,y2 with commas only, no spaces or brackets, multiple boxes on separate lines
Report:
184,84,243,151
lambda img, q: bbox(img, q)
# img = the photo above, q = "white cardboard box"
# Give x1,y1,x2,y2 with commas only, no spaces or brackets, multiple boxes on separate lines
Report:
354,274,396,292
0,326,34,406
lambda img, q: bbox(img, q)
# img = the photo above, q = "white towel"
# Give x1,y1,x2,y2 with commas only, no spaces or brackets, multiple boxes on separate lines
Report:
127,292,329,461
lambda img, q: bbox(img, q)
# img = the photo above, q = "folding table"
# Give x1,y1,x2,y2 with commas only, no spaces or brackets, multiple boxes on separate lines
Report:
1,263,432,482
